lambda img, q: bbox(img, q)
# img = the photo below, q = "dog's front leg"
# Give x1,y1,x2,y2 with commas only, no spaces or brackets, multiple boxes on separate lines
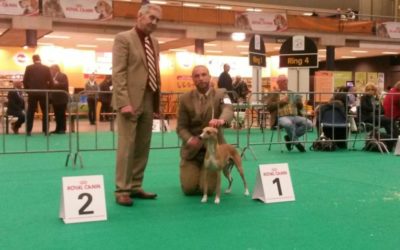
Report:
214,172,221,204
201,169,208,203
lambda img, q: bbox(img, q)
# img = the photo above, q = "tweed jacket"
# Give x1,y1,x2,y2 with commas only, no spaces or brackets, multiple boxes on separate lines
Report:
112,28,161,114
177,88,234,160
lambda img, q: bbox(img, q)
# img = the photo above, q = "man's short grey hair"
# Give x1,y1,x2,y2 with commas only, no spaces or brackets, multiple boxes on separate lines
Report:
138,4,162,15
192,65,209,76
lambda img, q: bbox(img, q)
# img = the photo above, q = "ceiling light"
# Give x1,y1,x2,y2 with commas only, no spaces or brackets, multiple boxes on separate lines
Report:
351,50,368,53
360,42,400,50
205,43,217,47
303,12,313,16
77,44,97,48
169,48,187,52
95,38,114,42
38,42,54,46
150,0,167,4
44,35,71,39
231,32,246,42
206,50,222,53
216,6,232,10
246,8,262,12
382,51,398,55
183,3,201,8
236,45,248,49
341,56,356,59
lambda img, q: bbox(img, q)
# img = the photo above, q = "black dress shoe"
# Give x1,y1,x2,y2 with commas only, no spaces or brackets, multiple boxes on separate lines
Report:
130,190,157,199
284,135,293,151
295,143,306,152
116,195,133,206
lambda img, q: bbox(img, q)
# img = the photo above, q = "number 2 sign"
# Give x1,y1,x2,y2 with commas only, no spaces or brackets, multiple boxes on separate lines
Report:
59,175,107,224
252,163,295,203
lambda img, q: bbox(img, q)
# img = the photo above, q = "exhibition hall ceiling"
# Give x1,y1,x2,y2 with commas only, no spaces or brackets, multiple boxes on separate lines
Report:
37,30,400,62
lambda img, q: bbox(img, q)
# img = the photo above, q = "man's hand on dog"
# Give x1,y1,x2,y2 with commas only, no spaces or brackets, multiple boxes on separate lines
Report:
209,119,226,128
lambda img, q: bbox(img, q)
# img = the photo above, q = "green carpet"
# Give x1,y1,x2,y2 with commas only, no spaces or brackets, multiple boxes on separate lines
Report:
1,130,400,249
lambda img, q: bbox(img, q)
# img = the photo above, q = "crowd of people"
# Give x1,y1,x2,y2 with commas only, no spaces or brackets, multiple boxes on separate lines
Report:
6,54,113,135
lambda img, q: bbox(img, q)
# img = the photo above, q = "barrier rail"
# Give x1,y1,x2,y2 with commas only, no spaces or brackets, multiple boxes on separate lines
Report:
239,91,400,158
0,89,73,165
1,89,398,168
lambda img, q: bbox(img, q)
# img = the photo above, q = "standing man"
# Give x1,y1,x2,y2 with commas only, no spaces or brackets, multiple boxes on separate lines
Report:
23,54,53,136
99,75,113,122
7,81,25,134
50,64,69,134
217,63,234,101
84,73,99,125
177,65,234,195
112,3,162,206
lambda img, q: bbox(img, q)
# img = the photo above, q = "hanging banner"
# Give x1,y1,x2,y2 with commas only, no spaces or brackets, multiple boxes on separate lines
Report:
0,0,39,16
235,12,288,32
42,0,113,20
376,22,400,39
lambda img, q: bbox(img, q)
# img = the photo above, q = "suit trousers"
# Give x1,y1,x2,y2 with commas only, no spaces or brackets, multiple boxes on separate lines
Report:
53,103,67,132
26,93,49,133
87,97,97,124
115,89,155,196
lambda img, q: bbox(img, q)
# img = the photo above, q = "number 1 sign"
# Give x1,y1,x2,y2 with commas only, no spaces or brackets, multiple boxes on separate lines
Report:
252,163,295,203
59,175,107,224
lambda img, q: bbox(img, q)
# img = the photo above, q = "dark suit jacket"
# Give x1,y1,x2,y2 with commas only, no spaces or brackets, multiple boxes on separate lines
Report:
23,62,53,94
7,90,25,116
99,79,112,103
217,72,233,91
177,88,234,160
51,72,69,105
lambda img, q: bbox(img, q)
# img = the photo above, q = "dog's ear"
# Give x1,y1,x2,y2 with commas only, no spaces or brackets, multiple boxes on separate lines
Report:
210,127,218,134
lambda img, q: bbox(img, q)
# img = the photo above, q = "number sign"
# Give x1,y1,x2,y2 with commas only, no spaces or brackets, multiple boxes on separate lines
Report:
59,175,107,224
252,163,295,203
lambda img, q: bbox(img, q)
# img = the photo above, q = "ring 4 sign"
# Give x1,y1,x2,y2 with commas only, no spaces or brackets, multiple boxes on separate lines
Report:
249,34,266,67
279,36,318,68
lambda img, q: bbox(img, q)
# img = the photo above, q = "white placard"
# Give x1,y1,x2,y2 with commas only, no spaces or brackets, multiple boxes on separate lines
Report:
394,136,400,156
59,175,107,224
252,163,295,203
152,119,169,132
293,36,305,51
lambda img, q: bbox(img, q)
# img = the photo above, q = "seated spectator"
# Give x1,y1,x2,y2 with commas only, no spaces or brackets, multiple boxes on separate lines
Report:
7,81,25,134
232,75,249,103
383,81,400,121
315,93,349,148
265,75,312,152
360,83,398,138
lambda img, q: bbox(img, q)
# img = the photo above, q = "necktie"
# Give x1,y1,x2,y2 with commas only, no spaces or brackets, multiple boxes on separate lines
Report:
199,94,207,114
144,36,158,92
